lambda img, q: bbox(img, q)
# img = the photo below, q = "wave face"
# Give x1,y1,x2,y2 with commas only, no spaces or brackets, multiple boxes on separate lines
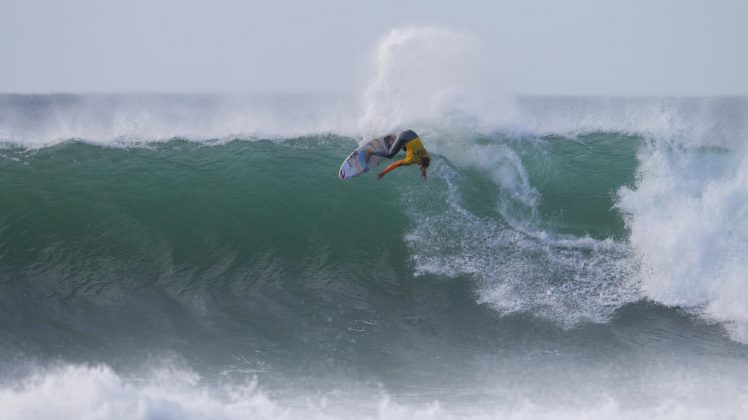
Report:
2,27,748,420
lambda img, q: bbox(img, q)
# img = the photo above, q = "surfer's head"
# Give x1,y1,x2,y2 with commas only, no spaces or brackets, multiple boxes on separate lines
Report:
419,157,430,179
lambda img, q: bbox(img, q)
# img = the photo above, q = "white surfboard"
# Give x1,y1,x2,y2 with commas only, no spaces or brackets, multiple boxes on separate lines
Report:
338,135,395,180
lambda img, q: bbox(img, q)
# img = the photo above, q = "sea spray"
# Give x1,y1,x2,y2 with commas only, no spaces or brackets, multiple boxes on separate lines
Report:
618,142,748,343
359,26,515,142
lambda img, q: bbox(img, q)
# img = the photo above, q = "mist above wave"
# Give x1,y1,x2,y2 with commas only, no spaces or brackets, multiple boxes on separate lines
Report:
0,93,360,147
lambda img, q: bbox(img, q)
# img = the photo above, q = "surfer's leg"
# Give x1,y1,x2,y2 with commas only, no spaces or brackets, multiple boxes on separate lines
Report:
366,134,402,162
383,135,407,159
384,130,419,158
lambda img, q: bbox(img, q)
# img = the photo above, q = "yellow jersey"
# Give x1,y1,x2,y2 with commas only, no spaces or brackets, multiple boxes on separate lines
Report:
401,138,430,166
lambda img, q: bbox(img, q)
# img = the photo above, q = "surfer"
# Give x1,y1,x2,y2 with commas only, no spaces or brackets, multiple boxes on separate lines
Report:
365,129,431,180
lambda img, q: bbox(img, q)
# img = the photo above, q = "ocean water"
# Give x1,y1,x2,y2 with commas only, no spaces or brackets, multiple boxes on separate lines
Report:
2,28,748,420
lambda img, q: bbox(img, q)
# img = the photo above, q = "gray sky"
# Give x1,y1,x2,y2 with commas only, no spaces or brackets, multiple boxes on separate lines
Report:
1,0,746,95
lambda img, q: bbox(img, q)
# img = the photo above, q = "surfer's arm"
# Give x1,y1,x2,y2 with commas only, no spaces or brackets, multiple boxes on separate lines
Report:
378,160,404,179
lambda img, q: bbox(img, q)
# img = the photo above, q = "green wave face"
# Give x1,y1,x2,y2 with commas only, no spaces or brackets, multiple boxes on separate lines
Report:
0,134,638,368
0,132,640,358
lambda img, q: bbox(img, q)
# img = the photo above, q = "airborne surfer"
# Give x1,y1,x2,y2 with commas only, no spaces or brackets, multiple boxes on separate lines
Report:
365,129,431,180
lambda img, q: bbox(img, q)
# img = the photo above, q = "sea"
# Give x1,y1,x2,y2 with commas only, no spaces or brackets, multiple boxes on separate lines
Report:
1,91,747,419
1,28,748,420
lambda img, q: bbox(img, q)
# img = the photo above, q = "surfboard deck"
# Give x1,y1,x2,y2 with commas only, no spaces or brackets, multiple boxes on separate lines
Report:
338,135,394,179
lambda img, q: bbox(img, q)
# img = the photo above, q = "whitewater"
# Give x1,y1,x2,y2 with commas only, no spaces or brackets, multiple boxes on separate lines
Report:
1,28,748,419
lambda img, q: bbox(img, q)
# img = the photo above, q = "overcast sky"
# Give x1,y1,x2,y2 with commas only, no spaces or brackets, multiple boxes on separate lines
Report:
1,0,746,95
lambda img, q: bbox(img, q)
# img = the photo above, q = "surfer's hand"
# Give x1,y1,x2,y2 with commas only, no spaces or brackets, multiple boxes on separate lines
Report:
377,172,385,180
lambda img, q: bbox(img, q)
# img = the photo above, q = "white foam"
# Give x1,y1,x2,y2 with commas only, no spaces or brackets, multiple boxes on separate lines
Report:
618,143,748,342
3,363,748,420
0,365,279,420
403,165,639,327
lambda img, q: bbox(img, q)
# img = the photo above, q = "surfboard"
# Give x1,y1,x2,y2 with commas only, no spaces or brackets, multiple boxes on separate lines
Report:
338,135,395,179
